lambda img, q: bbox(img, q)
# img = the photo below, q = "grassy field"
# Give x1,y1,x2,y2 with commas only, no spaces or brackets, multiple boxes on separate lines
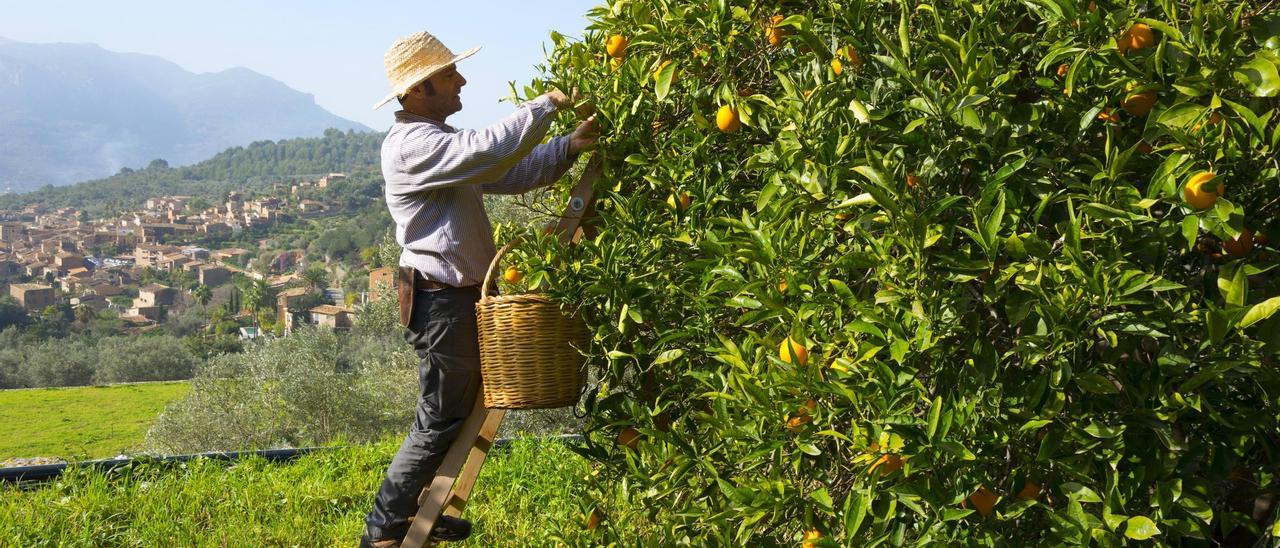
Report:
0,437,603,546
0,382,191,462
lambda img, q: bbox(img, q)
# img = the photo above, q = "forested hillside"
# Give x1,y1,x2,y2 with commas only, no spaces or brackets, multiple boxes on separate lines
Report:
0,129,383,216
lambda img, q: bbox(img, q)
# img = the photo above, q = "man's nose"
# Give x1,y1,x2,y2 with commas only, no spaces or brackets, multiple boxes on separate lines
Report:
457,73,467,87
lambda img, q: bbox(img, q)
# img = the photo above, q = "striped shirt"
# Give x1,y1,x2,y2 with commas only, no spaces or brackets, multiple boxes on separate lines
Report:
382,95,574,287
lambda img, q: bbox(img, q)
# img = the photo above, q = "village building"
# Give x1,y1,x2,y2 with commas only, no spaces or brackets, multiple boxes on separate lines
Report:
309,304,354,330
136,284,177,307
9,283,55,312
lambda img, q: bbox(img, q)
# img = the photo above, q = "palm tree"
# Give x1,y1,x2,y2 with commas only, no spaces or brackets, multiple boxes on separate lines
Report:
241,278,274,334
301,266,329,294
192,284,212,309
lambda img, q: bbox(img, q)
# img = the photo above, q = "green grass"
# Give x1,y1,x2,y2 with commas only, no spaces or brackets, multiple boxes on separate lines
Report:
0,382,191,461
0,437,598,547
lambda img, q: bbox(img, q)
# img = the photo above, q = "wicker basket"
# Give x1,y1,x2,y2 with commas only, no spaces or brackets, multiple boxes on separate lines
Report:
475,240,590,409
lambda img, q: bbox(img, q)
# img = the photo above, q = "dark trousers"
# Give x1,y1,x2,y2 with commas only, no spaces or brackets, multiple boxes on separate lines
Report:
365,285,483,540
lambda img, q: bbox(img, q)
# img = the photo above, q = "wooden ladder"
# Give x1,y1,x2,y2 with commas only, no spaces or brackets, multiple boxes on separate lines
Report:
400,155,601,548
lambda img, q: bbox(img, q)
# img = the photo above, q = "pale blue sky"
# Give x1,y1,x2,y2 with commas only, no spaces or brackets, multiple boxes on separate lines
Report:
0,1,601,131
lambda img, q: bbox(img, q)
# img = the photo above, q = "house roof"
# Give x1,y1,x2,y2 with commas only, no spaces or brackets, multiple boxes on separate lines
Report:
309,305,351,316
140,283,173,293
278,287,309,298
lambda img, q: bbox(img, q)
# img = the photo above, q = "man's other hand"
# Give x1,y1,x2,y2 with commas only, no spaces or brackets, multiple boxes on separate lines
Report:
546,88,580,110
568,115,599,156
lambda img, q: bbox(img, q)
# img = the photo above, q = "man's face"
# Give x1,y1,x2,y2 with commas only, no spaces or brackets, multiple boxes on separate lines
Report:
419,64,466,117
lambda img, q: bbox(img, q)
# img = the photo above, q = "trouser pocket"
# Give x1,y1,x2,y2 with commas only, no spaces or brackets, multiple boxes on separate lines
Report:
407,288,482,423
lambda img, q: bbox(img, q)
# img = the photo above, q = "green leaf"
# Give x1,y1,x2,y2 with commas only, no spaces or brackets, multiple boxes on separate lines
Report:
844,491,869,535
1180,215,1199,251
936,440,976,460
927,396,942,440
849,99,871,123
1082,422,1125,438
652,349,685,366
1218,263,1247,307
1075,372,1119,394
1061,482,1103,503
1123,516,1160,540
1239,297,1280,328
809,487,834,512
1179,495,1213,523
1234,52,1280,97
654,61,676,102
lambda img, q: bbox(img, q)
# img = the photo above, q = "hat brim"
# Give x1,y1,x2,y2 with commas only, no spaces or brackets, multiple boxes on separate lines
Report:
373,46,481,110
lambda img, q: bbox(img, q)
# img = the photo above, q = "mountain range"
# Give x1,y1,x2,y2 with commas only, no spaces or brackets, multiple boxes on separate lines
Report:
0,37,371,193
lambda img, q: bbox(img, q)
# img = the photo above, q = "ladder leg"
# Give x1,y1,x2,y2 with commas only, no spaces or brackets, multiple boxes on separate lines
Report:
442,408,505,519
401,392,491,548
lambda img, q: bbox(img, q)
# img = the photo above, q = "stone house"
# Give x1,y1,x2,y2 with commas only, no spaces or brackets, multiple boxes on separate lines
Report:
309,305,354,330
9,283,55,312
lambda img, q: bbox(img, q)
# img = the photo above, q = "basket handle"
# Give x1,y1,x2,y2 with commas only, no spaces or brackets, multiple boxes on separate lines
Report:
481,235,525,304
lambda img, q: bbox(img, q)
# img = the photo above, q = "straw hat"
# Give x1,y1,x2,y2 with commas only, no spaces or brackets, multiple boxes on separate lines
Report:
373,31,479,109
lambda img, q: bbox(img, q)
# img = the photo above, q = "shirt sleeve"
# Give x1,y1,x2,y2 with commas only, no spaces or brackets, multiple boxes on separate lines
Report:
387,95,559,195
480,135,575,195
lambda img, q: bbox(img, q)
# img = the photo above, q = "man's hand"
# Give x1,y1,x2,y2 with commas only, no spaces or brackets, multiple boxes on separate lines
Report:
545,87,580,110
568,115,599,156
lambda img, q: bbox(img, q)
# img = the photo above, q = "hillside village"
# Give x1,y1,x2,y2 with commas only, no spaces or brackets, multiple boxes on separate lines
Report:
0,172,394,338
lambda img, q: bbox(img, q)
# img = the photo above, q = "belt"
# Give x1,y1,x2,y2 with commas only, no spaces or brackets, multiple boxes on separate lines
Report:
413,273,478,292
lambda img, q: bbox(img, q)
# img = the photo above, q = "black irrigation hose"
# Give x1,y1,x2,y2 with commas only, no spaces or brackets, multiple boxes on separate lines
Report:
0,434,583,486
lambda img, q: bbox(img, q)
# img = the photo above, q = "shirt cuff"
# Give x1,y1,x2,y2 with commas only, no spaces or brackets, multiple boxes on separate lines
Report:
557,135,574,163
526,95,558,118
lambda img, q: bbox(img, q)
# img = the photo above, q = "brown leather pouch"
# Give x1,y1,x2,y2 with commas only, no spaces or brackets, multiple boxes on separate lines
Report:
396,266,415,328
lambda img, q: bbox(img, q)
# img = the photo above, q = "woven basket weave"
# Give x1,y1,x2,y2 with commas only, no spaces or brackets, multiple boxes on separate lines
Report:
475,240,589,409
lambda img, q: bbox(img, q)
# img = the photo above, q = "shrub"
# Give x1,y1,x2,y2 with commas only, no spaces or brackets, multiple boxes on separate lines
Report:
146,327,418,453
93,335,196,384
518,0,1280,545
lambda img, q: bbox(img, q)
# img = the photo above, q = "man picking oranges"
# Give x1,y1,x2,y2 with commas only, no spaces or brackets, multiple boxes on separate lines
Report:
359,30,597,548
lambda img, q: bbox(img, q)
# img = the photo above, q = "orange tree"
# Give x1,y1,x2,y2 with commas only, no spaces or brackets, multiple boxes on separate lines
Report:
509,0,1280,544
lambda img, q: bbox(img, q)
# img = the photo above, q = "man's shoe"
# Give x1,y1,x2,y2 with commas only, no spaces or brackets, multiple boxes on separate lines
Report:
358,532,400,548
429,515,473,542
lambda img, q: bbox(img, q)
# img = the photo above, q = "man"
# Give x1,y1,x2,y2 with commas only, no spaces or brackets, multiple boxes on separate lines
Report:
360,31,597,547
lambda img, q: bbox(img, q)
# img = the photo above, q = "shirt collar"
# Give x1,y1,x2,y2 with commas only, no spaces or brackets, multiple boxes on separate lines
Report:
394,110,454,131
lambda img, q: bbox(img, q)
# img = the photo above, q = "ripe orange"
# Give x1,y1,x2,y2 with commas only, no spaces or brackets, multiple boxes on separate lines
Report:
1056,63,1070,77
966,486,998,516
1088,1,1097,12
801,528,823,548
779,337,808,365
1183,172,1223,210
870,454,904,475
831,58,843,76
606,35,629,58
667,192,692,211
1223,229,1255,258
1120,23,1155,53
716,105,741,133
1016,480,1042,501
616,427,642,450
785,414,811,432
585,509,601,530
906,174,921,188
765,15,788,46
503,266,524,284
777,279,788,293
840,45,864,69
1097,108,1120,123
1121,91,1157,116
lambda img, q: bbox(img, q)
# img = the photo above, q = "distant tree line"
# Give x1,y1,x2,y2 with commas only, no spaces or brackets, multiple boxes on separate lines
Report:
0,129,384,216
